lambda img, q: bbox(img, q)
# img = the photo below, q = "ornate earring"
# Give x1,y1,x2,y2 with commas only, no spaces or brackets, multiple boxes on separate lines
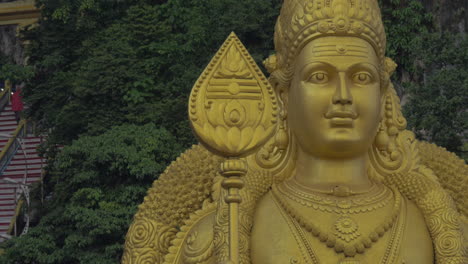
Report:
375,124,389,151
275,110,289,150
384,95,403,161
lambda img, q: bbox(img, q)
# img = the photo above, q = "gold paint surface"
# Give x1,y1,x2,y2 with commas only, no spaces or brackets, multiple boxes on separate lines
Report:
0,0,40,27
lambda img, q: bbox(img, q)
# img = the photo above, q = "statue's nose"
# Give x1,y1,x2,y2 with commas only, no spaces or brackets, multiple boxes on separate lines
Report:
332,72,353,105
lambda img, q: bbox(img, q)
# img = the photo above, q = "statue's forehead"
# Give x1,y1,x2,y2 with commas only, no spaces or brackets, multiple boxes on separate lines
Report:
298,37,375,57
310,43,370,58
296,37,378,68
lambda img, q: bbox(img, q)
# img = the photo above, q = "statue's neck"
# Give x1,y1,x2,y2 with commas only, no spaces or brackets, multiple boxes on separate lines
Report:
293,148,373,194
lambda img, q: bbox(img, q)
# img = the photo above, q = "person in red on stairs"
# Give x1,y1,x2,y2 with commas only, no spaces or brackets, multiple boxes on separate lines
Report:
11,84,24,123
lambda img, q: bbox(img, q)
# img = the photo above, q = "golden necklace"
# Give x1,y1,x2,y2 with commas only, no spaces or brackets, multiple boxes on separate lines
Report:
272,184,402,259
278,179,392,214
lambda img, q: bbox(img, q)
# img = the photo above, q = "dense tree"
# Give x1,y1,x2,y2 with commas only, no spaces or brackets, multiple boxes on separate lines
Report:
0,54,33,83
0,124,183,263
22,0,282,145
1,1,282,263
403,33,468,154
380,0,467,155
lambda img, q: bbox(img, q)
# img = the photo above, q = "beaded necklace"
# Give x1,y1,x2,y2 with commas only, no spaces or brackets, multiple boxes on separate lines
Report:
272,184,402,259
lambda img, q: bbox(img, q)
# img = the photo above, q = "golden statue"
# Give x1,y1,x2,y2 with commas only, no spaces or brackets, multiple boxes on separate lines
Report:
122,0,468,263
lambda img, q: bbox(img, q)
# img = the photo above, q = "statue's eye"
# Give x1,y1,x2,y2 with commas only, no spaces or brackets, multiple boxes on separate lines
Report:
308,72,329,84
352,72,373,84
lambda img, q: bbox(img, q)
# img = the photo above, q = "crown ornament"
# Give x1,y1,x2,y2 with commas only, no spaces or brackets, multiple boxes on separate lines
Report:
274,0,386,72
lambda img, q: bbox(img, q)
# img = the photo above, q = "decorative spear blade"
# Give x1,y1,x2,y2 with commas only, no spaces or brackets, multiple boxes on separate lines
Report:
189,32,278,158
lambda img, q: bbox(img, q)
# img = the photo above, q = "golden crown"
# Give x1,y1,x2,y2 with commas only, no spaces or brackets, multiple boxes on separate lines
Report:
274,0,387,71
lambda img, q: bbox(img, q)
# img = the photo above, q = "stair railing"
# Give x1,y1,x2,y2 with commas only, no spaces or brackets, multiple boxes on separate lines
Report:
0,120,31,240
0,120,26,176
0,80,12,113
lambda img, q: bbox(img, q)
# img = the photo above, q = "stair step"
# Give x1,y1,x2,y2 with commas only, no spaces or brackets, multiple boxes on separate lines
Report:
13,146,39,152
0,120,17,126
0,175,42,183
0,193,14,199
13,151,39,156
22,138,42,143
9,159,45,165
0,188,14,195
4,164,44,171
0,205,15,212
12,157,42,163
11,159,42,165
0,199,15,205
13,149,39,155
0,111,14,117
0,182,40,189
0,125,17,131
0,211,14,217
10,155,41,160
0,183,22,188
15,143,40,149
0,219,12,224
2,169,42,175
0,116,16,122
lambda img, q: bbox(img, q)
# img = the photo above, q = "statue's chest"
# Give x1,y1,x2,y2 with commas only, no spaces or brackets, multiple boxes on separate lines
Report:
251,190,434,264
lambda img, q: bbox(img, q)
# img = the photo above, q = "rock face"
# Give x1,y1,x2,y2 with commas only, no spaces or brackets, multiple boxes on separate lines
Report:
0,25,24,64
421,0,467,33
0,0,465,65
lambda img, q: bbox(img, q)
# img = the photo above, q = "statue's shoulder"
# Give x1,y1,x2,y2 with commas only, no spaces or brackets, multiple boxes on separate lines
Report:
122,145,221,264
415,140,468,220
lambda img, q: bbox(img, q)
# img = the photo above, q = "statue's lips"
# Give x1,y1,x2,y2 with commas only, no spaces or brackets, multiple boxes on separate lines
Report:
324,111,358,119
324,111,357,127
329,117,354,127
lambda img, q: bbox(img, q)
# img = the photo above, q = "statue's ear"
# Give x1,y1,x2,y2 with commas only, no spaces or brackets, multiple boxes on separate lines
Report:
277,86,289,115
385,57,397,76
264,54,290,117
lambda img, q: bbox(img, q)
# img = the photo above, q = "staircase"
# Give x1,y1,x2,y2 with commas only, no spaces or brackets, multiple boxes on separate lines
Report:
0,104,45,241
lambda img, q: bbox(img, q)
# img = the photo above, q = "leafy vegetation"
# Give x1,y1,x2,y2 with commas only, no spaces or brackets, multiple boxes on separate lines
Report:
0,0,282,263
0,54,33,83
0,124,183,263
380,0,467,154
0,0,465,263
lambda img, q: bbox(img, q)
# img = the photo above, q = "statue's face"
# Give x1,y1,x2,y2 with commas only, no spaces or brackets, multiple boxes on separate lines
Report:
287,36,381,159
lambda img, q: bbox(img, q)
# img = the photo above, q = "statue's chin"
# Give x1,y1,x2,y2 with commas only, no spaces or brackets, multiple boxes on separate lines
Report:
301,134,372,159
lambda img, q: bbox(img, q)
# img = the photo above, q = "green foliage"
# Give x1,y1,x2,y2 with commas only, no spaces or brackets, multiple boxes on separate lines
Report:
403,33,468,152
380,0,467,156
0,123,183,264
0,54,34,83
23,0,281,146
2,0,282,262
379,0,432,69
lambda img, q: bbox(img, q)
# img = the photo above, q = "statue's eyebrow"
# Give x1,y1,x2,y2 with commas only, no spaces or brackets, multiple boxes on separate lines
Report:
348,62,380,74
299,61,379,79
300,61,335,79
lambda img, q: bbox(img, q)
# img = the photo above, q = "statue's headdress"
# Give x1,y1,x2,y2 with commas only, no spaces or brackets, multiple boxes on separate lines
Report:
271,0,387,73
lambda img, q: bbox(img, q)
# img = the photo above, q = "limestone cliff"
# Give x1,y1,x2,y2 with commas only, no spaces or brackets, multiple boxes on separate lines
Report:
0,25,24,64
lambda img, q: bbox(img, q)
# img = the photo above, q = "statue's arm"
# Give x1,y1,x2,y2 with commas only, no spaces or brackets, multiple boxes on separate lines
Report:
417,140,468,246
122,145,221,264
417,141,468,221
